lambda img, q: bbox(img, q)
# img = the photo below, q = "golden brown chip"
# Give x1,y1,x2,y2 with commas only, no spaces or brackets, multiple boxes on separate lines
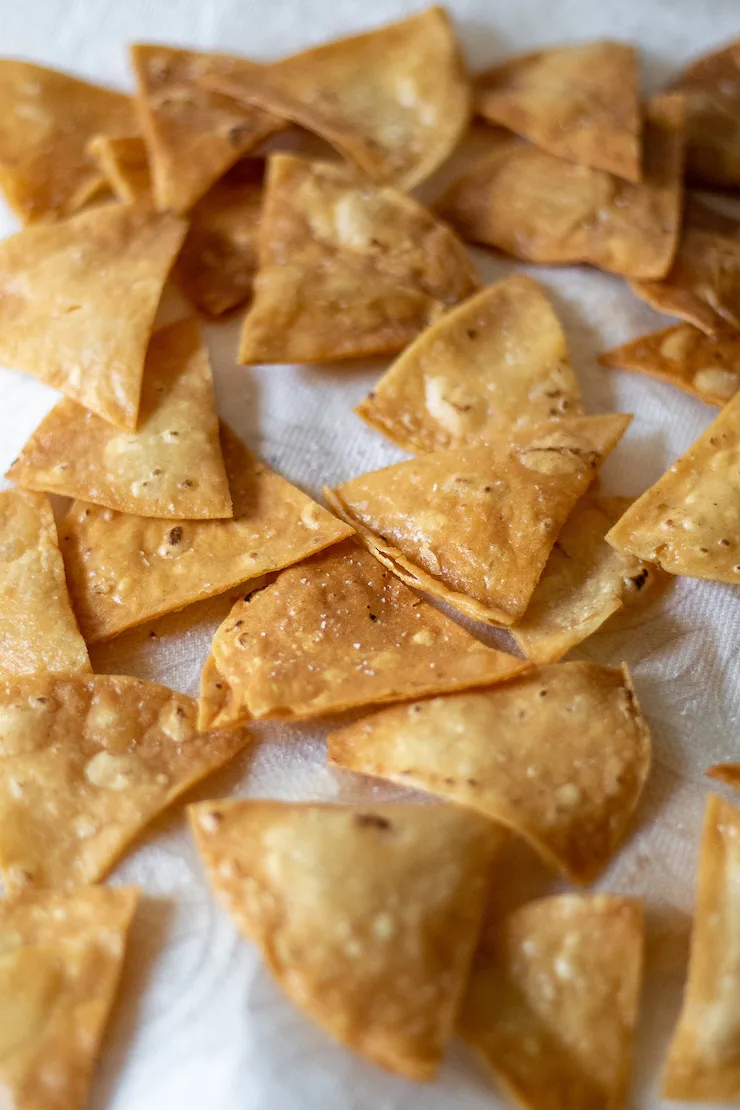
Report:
671,38,740,188
0,673,250,891
438,93,685,280
59,424,353,643
0,60,136,223
190,798,505,1079
706,763,740,790
238,153,479,364
459,894,644,1110
0,489,90,676
7,318,232,520
354,275,583,453
329,661,650,883
198,540,529,730
476,41,641,182
325,414,630,626
0,885,138,1110
87,134,152,203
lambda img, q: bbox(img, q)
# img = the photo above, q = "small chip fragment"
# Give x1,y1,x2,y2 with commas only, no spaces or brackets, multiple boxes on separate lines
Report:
87,133,152,203
671,38,740,189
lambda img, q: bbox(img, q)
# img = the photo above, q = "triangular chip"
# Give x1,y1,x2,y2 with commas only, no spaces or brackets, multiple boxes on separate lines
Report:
325,414,630,626
0,489,89,676
662,794,740,1100
237,153,479,365
0,61,136,223
0,885,139,1110
707,763,740,791
0,673,250,891
87,134,152,203
198,540,528,730
0,202,187,430
190,798,504,1079
58,425,353,643
328,661,650,883
459,894,644,1109
7,318,232,520
130,44,282,213
355,275,583,453
438,93,685,280
476,41,641,181
671,38,740,189
606,389,740,582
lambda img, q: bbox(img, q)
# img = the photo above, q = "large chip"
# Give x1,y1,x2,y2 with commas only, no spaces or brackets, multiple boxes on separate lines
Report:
0,489,90,676
190,798,505,1079
0,202,187,430
325,414,630,626
0,885,138,1110
459,894,644,1109
354,275,583,453
7,318,232,520
0,60,136,224
0,673,250,891
59,425,353,643
199,7,470,191
438,93,685,280
476,41,641,181
671,39,740,189
198,541,528,730
328,661,651,883
87,134,152,203
237,154,479,365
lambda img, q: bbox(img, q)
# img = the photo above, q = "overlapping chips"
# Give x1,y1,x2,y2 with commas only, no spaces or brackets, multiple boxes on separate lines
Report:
87,134,152,203
671,38,740,188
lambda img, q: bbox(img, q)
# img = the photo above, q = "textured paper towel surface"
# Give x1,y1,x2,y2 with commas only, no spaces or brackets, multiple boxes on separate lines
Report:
1,0,740,1106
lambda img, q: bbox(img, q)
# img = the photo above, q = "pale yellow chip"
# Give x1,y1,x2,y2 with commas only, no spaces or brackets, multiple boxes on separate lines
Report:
0,60,136,224
328,661,651,883
190,798,505,1080
671,38,740,189
438,93,685,280
0,489,89,676
476,41,641,182
459,893,644,1110
355,275,583,453
7,317,232,520
59,424,353,643
0,673,250,891
198,540,529,730
325,414,630,626
0,202,187,430
238,153,479,365
87,134,152,203
0,885,138,1110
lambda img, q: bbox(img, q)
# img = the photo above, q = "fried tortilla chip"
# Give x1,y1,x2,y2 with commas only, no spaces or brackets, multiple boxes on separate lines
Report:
706,763,740,790
459,894,644,1109
438,93,685,280
238,153,479,364
324,414,630,626
198,541,528,730
7,318,232,520
354,275,583,453
0,60,136,224
671,39,740,189
0,885,138,1110
59,425,353,643
476,41,641,182
0,489,89,676
87,134,152,203
0,674,250,891
190,798,504,1079
329,662,650,883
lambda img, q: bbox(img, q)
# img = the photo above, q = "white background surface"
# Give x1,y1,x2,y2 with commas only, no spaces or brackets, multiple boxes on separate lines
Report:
1,0,740,1107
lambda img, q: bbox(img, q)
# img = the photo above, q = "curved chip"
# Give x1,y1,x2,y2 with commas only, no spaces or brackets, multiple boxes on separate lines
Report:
87,134,152,203
671,38,740,189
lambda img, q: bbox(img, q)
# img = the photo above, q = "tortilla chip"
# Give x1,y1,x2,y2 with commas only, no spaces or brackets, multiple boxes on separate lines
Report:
59,424,353,643
0,673,250,891
438,93,685,280
7,318,232,520
476,41,641,182
190,798,504,1079
0,489,89,676
238,153,479,365
354,275,583,453
459,894,644,1109
324,414,630,627
198,540,528,730
671,39,740,189
662,794,740,1099
706,763,740,790
87,134,152,203
0,60,136,224
606,388,740,582
0,885,138,1110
